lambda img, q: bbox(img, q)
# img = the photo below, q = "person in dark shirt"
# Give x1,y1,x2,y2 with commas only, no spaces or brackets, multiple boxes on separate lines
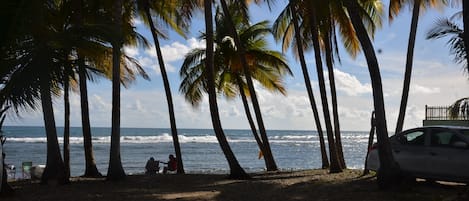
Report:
145,157,159,175
163,154,177,174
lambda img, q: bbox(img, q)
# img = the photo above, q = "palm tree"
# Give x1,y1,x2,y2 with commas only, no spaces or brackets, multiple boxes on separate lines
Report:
218,0,279,171
273,0,330,169
462,1,469,69
296,0,342,173
135,0,186,174
69,0,103,178
180,15,291,171
391,0,446,134
426,17,467,70
448,97,469,119
203,0,249,179
0,0,70,185
0,106,13,195
343,0,400,189
63,66,72,179
107,0,126,181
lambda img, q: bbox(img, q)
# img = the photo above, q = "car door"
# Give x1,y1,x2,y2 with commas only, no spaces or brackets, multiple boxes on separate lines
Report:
392,128,429,174
427,128,469,181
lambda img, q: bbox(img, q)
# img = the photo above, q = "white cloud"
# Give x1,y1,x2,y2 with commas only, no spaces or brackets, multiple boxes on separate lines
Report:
123,46,139,57
411,85,440,94
123,37,206,75
334,69,372,96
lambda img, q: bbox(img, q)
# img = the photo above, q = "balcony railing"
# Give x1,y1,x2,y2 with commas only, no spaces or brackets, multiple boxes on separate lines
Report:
425,105,468,120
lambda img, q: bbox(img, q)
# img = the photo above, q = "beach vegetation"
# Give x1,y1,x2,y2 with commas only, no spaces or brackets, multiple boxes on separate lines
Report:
273,0,331,169
202,0,250,179
343,0,400,189
134,0,192,174
180,3,291,172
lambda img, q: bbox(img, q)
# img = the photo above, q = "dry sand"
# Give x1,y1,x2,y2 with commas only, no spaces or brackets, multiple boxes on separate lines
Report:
2,169,468,201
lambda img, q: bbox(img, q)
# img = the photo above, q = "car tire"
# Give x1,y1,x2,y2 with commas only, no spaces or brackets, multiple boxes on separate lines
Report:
377,164,402,189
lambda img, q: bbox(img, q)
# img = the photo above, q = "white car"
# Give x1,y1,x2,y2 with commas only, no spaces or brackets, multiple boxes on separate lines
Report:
366,126,469,183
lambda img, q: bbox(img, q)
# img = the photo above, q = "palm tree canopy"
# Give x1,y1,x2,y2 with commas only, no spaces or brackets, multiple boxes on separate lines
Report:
180,5,292,107
426,18,467,71
0,0,150,114
273,0,383,60
448,97,469,119
389,0,447,21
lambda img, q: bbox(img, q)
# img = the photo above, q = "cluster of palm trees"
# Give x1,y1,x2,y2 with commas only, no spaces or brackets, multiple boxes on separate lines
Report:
1,0,468,189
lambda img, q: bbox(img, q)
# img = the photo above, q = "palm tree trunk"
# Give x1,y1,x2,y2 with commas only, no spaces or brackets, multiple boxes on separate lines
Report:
219,0,278,171
323,31,346,169
1,135,13,194
345,0,399,189
39,70,68,184
290,1,329,169
204,0,249,179
395,0,420,134
107,0,126,181
63,75,71,179
236,77,268,167
463,0,469,70
78,61,102,177
144,7,184,174
307,3,341,173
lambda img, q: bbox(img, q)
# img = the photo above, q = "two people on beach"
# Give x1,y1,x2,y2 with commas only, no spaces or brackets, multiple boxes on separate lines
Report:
145,154,177,175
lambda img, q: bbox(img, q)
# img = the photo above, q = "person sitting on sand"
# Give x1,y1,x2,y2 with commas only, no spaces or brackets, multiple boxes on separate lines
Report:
163,154,177,174
145,157,159,175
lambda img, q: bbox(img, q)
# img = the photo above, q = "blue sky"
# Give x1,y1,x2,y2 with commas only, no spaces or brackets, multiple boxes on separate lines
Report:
6,1,468,131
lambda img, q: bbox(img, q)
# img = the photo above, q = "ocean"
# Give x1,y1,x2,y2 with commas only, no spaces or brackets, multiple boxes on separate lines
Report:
0,126,372,177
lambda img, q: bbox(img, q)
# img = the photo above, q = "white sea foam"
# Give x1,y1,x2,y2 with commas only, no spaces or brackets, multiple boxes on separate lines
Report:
5,134,369,144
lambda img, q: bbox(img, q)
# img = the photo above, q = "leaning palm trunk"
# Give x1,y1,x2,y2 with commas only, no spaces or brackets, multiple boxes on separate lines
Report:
63,74,71,179
219,0,278,171
39,70,68,185
204,0,249,179
236,77,269,167
290,2,329,169
463,0,469,70
107,0,126,181
78,61,102,177
395,0,421,134
307,4,341,173
324,31,346,169
144,7,184,174
345,0,399,189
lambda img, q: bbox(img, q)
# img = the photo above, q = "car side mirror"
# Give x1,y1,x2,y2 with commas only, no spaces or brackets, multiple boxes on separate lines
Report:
452,141,468,149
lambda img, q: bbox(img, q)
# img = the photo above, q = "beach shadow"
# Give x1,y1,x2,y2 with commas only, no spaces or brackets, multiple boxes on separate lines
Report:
3,170,469,201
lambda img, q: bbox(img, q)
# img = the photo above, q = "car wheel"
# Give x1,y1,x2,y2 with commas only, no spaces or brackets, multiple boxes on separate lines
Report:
377,164,402,189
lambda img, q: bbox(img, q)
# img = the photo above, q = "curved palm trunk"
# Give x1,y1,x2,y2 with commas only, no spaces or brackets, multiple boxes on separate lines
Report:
324,32,346,169
144,7,184,174
39,71,68,184
463,0,469,70
290,2,329,169
236,77,269,167
346,0,399,189
78,62,102,177
204,0,249,179
307,4,341,173
1,135,13,194
219,0,278,171
395,0,421,134
63,75,71,179
107,0,126,181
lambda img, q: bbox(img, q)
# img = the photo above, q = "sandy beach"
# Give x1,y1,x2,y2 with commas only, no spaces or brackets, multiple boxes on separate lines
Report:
2,169,468,201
